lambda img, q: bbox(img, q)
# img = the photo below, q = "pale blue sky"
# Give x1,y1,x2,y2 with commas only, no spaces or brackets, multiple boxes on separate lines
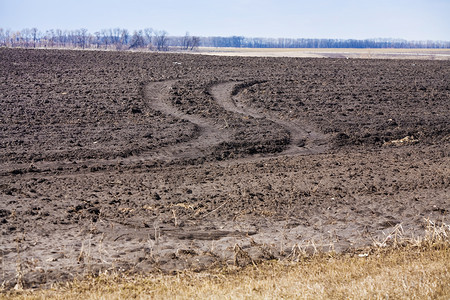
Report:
1,0,449,40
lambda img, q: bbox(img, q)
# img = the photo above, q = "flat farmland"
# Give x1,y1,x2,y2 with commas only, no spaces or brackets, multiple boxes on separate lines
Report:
0,48,449,288
196,47,450,59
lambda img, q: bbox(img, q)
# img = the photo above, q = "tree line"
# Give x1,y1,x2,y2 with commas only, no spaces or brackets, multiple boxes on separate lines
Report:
201,36,450,49
0,27,448,50
0,28,200,51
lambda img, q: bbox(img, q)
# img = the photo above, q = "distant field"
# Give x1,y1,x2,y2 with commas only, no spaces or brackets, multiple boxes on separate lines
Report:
196,47,450,59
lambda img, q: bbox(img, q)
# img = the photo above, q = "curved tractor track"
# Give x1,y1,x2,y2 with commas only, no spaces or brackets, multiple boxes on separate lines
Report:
140,81,231,164
210,82,328,157
141,80,328,164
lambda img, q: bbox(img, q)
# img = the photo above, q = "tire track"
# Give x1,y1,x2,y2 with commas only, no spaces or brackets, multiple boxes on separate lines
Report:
141,81,230,163
128,80,328,164
143,80,328,165
210,82,328,157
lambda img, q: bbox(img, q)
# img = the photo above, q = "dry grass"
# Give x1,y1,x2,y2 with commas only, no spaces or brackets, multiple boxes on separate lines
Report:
195,47,450,60
2,220,449,299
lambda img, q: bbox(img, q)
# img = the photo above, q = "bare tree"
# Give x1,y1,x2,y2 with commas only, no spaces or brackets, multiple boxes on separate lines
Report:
0,28,6,46
111,28,122,49
154,30,169,51
31,28,39,47
79,28,89,49
10,31,21,47
94,31,101,48
44,29,54,47
21,28,32,47
101,29,110,49
0,28,13,47
54,29,64,47
120,29,129,48
182,32,190,50
143,28,153,49
181,32,200,50
190,36,200,50
129,30,145,49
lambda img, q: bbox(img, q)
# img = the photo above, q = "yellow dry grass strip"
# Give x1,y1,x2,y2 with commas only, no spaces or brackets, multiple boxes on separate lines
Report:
3,242,449,300
195,47,450,59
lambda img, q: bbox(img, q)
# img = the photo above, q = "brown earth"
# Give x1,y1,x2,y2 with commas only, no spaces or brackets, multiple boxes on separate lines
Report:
0,48,449,289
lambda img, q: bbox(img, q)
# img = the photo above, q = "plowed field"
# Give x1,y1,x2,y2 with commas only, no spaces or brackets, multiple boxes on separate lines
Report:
1,48,449,288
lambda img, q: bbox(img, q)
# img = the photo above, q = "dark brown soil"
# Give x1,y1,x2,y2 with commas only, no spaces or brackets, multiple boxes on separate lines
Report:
0,48,449,289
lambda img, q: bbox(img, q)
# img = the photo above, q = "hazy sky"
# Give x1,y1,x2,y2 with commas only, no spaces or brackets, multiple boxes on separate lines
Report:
1,0,449,40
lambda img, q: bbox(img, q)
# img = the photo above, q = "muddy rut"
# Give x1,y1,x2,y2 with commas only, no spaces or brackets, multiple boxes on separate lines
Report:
211,82,328,156
142,80,327,164
141,81,230,163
